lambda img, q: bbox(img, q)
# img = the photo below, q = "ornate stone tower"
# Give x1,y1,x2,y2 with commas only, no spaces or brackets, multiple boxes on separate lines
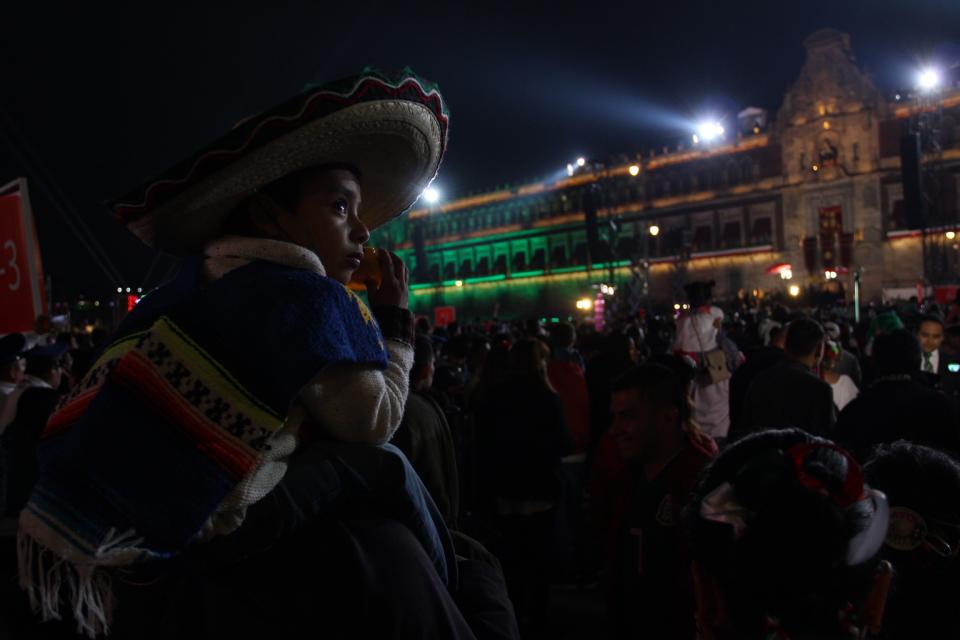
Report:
777,29,893,295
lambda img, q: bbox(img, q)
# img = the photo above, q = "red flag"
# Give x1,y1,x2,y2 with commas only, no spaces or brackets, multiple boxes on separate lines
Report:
0,179,47,334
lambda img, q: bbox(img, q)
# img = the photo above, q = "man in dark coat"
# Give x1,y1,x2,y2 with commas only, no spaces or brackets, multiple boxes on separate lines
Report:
728,325,787,436
739,317,836,438
836,329,960,462
392,333,460,527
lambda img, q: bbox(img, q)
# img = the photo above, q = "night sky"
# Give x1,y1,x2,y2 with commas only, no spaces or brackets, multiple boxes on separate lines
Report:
1,0,958,300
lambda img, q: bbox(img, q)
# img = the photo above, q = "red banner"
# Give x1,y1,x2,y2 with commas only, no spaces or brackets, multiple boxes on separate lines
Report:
0,180,47,334
818,206,842,270
434,306,456,328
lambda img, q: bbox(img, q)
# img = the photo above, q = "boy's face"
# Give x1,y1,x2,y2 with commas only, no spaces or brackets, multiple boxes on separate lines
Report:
268,169,370,284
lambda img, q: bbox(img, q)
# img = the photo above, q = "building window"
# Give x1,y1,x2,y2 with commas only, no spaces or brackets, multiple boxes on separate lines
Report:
721,221,742,248
692,225,713,251
572,243,588,265
750,217,773,245
530,248,546,269
616,235,636,257
550,245,568,267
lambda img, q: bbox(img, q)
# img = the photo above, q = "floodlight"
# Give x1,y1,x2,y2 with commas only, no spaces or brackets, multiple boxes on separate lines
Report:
696,121,725,143
423,186,441,204
917,67,941,92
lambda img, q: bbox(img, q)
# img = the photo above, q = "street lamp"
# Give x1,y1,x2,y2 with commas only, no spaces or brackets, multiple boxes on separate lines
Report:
628,164,640,177
788,284,801,297
576,297,592,311
576,157,586,168
648,224,660,237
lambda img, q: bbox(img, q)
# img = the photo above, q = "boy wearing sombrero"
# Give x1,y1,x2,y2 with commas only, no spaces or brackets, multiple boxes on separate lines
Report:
17,70,458,636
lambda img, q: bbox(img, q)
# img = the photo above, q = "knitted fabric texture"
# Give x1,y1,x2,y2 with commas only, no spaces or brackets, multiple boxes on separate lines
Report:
18,240,387,637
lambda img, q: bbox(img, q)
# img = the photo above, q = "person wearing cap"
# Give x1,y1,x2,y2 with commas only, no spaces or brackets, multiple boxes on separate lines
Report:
0,333,28,417
15,70,484,638
0,342,68,433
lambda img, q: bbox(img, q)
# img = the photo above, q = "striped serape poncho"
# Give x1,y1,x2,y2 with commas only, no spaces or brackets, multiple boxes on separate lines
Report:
17,257,388,636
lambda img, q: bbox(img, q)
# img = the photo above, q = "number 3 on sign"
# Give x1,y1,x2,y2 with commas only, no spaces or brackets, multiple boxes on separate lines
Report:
3,239,20,291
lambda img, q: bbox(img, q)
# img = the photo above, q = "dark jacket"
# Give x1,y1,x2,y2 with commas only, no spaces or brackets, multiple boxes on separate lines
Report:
739,359,836,438
1,386,59,516
728,345,786,436
835,376,960,462
479,379,572,502
393,390,461,527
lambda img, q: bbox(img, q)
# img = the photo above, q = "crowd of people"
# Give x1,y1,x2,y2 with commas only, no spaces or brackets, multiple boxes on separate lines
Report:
1,68,959,639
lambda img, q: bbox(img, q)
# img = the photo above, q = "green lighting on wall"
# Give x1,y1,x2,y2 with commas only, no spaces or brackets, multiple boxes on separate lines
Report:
465,274,507,284
510,269,546,279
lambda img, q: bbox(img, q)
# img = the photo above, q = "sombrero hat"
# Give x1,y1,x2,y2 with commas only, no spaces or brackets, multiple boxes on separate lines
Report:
113,68,449,254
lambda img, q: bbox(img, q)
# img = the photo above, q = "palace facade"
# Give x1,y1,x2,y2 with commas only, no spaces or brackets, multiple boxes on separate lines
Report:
370,29,960,321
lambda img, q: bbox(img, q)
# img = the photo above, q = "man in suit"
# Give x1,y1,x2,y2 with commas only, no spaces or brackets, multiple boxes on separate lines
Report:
917,314,960,397
837,329,960,461
739,317,836,438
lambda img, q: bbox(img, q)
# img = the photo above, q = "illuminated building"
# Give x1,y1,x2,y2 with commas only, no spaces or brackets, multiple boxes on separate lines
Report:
369,29,960,320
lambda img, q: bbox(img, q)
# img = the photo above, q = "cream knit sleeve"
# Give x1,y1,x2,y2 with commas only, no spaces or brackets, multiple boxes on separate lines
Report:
299,340,414,444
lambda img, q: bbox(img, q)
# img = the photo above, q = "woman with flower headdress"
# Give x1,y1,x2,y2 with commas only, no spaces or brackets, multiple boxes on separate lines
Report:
13,70,489,638
673,280,739,441
820,339,859,411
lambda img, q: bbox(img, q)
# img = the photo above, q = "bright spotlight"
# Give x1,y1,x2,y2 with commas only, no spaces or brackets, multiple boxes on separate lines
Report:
696,121,725,143
576,157,586,167
648,224,660,237
423,186,441,204
116,287,122,293
576,297,592,311
673,303,681,311
454,280,463,287
567,163,574,176
628,164,640,177
917,67,941,92
779,268,793,280
947,230,957,240
788,285,801,297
